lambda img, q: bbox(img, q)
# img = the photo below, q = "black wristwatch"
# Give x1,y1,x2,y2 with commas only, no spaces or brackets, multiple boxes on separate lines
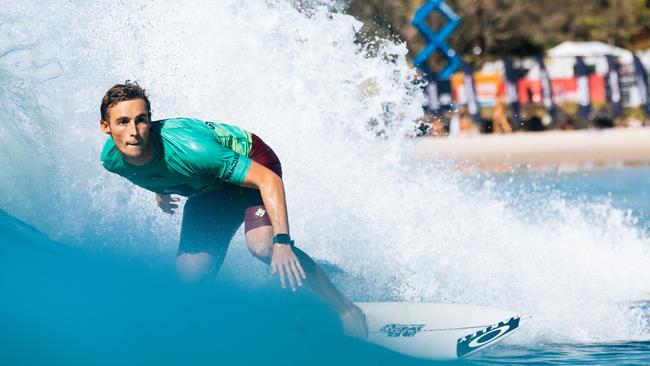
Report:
272,233,294,246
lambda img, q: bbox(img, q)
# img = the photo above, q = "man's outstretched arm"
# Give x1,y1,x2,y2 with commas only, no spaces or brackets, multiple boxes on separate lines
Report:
241,161,306,290
241,160,368,338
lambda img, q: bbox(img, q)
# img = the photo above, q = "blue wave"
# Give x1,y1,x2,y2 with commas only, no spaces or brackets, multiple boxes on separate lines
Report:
0,209,429,366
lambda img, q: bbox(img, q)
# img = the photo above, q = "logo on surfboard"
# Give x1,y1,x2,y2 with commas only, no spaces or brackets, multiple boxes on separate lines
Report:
380,324,426,337
456,316,521,358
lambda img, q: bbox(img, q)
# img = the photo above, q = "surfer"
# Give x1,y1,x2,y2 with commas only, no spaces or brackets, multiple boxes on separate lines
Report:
98,81,367,338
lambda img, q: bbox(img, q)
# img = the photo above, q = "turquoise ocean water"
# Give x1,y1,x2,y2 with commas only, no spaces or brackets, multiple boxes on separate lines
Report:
2,1,650,364
3,169,650,365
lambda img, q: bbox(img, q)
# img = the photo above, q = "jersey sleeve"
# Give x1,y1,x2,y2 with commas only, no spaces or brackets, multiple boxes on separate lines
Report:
211,146,253,185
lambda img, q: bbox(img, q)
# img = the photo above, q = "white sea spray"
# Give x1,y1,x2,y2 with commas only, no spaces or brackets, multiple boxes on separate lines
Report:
1,0,649,344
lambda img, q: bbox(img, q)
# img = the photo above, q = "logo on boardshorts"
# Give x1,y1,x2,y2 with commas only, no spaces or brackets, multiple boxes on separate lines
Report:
255,208,266,217
380,324,425,337
456,316,521,358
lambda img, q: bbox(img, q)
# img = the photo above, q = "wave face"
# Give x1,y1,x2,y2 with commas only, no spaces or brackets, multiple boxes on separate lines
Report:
1,208,416,366
2,0,650,348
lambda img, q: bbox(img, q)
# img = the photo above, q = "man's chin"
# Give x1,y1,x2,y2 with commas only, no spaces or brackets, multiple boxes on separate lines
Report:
122,148,143,157
120,149,148,164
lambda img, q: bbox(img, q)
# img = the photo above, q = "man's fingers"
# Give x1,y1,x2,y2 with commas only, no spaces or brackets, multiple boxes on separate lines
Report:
160,204,174,213
290,261,303,287
158,201,178,213
156,195,180,215
156,194,170,203
295,260,307,280
278,266,287,289
285,263,296,291
271,262,277,275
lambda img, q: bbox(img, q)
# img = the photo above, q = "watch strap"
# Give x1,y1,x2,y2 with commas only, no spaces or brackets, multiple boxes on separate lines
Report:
272,233,294,246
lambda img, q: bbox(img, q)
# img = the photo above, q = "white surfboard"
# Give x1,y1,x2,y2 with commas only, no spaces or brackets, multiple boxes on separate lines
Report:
356,302,531,360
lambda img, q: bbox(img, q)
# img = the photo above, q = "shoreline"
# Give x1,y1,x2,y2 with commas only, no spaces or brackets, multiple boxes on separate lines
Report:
414,128,650,172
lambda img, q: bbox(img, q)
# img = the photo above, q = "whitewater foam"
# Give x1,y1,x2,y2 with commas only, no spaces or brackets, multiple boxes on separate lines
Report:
1,0,649,344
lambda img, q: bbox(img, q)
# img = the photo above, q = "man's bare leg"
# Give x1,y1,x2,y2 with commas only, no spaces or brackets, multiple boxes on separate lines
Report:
176,252,218,282
245,225,368,338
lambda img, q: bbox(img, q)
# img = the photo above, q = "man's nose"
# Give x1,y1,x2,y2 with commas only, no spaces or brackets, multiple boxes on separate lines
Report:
127,121,139,136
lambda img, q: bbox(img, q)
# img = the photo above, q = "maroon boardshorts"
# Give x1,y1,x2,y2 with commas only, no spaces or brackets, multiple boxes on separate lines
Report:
177,134,282,258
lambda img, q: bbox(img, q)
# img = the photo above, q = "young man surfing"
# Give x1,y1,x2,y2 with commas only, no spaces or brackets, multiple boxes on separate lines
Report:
99,81,366,338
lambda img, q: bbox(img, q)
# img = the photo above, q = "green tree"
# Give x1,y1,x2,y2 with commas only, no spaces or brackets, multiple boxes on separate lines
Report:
346,0,650,72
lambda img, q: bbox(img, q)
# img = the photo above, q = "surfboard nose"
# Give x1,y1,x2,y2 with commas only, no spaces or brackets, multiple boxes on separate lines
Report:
356,302,531,360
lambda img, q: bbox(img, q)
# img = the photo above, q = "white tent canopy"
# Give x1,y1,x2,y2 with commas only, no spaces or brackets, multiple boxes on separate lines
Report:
543,41,637,79
481,41,639,79
547,41,633,63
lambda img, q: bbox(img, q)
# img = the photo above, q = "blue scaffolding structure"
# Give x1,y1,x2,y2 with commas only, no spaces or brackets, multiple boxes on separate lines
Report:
411,0,462,80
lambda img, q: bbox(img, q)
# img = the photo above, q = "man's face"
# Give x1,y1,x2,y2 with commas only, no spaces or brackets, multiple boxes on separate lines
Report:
100,99,153,165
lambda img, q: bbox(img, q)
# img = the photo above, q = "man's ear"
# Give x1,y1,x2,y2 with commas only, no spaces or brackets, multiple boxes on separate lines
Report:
100,119,111,135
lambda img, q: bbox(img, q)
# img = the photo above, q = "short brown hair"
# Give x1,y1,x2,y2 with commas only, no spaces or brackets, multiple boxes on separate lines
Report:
100,81,152,121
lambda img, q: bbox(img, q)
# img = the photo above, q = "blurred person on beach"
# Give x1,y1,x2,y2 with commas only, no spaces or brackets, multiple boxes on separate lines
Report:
624,115,644,128
422,112,446,137
459,106,480,135
561,116,575,130
492,97,513,134
98,81,368,339
430,116,446,137
593,109,613,129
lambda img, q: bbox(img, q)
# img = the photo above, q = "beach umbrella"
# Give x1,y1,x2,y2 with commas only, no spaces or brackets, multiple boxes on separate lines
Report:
605,55,623,118
536,55,556,120
463,63,480,123
503,59,521,124
574,56,591,121
633,54,650,116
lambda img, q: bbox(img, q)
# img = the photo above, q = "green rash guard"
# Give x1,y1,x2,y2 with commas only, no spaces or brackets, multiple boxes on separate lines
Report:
101,118,253,197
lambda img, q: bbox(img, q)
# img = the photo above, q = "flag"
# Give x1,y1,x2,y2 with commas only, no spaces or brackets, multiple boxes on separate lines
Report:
537,55,556,120
605,55,623,118
503,59,521,124
633,54,650,116
463,63,480,123
574,56,591,120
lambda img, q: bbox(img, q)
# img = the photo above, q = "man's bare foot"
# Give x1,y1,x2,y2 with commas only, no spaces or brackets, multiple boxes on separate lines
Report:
339,304,368,339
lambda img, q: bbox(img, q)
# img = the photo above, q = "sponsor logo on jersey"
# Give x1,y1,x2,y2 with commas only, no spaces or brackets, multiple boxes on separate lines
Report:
223,154,239,182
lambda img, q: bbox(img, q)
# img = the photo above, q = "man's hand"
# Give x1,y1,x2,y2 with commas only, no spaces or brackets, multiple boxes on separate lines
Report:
155,194,180,214
271,244,306,291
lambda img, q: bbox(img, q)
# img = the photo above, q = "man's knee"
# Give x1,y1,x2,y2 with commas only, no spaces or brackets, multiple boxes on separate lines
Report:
246,241,272,261
245,226,273,261
176,252,217,283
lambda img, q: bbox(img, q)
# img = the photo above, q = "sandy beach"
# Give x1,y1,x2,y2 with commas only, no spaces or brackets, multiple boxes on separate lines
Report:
415,127,650,171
